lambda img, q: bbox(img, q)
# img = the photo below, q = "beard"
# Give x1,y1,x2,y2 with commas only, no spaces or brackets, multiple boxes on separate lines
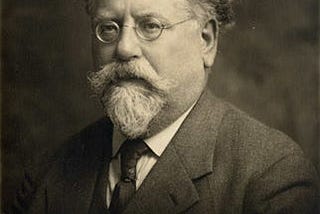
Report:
87,58,174,139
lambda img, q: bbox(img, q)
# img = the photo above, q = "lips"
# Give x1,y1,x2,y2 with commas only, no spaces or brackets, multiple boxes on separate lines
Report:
109,72,150,86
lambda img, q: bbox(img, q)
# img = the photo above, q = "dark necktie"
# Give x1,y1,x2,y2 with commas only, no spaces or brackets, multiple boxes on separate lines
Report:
109,139,149,214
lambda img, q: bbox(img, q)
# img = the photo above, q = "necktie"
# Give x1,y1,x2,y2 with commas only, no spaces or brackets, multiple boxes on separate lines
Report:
109,139,149,214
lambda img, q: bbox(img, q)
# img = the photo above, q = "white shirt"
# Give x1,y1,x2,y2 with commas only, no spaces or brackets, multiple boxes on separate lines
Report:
106,103,196,207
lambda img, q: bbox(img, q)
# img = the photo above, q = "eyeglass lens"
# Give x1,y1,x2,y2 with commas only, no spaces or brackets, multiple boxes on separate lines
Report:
95,17,164,43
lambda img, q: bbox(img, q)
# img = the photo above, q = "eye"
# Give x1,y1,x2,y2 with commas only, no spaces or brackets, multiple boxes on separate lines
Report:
99,22,119,34
139,18,162,34
96,21,120,43
142,22,161,30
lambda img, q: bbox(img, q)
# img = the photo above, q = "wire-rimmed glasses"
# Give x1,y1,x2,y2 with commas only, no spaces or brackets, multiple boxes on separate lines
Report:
95,17,193,44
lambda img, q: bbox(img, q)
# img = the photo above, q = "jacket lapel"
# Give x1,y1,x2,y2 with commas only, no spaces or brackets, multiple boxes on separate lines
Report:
53,119,113,214
122,89,227,214
122,141,200,214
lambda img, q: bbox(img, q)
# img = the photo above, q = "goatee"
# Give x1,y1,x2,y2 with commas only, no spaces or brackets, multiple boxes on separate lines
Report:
87,58,174,139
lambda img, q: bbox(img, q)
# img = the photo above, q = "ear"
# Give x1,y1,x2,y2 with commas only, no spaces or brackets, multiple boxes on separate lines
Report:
201,18,219,68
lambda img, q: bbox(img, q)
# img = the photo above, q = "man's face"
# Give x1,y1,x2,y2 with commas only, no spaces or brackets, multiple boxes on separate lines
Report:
88,0,214,138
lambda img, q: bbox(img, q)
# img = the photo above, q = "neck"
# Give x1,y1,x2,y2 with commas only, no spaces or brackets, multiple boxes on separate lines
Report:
145,85,206,138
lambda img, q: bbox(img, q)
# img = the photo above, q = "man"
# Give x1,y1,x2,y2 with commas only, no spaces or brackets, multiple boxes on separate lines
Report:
10,0,318,213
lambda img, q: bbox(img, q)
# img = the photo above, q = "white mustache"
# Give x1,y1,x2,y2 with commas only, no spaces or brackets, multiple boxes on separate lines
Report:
88,58,175,96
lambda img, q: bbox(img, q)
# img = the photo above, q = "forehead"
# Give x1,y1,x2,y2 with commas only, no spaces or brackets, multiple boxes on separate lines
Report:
93,0,190,20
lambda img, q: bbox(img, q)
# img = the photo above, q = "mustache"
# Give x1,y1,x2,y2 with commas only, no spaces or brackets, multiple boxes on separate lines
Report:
87,58,174,97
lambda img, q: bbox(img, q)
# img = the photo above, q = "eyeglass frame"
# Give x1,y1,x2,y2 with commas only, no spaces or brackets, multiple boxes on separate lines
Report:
94,17,194,44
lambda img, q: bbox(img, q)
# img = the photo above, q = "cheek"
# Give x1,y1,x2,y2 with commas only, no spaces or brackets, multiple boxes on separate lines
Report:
148,31,204,84
92,38,115,68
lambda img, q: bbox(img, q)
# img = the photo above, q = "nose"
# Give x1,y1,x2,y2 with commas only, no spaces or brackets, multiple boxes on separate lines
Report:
115,26,142,61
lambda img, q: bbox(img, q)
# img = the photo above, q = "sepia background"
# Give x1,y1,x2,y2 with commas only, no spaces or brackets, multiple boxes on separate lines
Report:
2,0,319,209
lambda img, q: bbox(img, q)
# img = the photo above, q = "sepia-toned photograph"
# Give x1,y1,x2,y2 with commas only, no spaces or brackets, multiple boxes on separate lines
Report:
2,0,319,213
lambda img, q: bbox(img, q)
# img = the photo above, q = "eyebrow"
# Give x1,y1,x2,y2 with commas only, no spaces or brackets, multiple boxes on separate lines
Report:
134,11,169,22
92,11,118,22
92,11,171,24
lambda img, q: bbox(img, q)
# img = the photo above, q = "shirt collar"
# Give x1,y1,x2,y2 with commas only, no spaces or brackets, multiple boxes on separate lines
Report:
112,102,196,158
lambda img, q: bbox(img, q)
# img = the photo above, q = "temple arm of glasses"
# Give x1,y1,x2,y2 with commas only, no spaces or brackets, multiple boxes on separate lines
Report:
163,18,193,29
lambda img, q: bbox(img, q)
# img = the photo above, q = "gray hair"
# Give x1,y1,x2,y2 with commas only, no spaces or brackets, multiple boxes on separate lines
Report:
84,0,234,28
186,0,234,27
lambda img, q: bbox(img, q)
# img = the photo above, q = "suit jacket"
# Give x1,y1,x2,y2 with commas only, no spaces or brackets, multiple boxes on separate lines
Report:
11,89,319,213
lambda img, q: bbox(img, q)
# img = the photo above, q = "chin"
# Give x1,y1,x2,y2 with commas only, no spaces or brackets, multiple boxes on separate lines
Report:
103,82,166,139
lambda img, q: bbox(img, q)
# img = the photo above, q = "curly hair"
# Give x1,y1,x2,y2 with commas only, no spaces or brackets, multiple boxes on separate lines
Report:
84,0,234,28
186,0,234,27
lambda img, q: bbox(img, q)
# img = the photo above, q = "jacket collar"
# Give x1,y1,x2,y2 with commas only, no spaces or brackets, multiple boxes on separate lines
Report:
171,89,226,179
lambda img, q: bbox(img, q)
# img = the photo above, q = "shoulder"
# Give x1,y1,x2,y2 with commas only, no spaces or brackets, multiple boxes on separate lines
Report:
8,118,113,213
213,101,319,212
32,117,112,179
201,93,318,178
204,98,319,212
217,103,305,165
185,89,312,175
40,118,113,172
214,101,314,175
